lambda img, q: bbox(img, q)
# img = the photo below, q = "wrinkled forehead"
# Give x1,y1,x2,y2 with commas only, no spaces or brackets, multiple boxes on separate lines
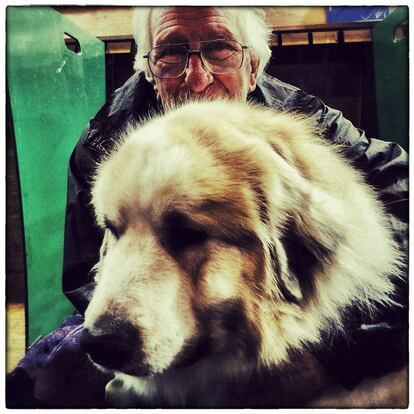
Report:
151,6,242,46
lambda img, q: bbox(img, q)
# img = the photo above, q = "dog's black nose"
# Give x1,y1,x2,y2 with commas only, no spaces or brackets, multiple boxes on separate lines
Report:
80,330,132,369
80,316,140,371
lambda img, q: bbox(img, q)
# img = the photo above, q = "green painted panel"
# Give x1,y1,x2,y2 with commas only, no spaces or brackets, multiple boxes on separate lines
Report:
7,6,106,345
373,6,408,150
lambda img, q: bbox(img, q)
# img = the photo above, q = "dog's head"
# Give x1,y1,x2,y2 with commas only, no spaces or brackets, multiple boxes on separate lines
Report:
81,101,398,378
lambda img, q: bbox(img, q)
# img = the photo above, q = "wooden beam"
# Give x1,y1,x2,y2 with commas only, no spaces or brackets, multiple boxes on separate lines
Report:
56,6,374,52
55,6,134,38
265,6,326,28
56,6,329,40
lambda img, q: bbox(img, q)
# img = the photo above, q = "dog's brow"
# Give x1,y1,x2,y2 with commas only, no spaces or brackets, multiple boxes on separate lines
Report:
194,200,253,233
185,202,261,251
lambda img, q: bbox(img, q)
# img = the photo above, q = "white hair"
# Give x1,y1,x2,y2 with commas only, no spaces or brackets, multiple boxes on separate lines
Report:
132,7,272,82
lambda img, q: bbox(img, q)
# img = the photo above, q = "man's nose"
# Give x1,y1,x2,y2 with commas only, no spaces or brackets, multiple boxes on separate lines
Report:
184,54,213,93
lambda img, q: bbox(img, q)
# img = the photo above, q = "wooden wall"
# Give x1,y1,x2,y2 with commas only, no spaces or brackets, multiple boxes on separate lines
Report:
56,6,328,38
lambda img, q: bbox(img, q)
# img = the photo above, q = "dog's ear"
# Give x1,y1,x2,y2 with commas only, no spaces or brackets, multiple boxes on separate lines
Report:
274,188,346,304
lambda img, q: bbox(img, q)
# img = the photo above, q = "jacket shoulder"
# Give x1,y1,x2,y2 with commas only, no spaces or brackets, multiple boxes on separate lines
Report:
80,72,159,154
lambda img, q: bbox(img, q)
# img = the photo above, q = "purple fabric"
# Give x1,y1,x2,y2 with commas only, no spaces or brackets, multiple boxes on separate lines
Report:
10,314,113,408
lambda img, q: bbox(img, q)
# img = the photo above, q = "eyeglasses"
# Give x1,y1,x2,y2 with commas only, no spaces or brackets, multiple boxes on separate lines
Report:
143,39,248,79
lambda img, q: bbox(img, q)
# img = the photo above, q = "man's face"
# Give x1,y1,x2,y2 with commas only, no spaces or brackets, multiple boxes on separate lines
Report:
151,7,260,107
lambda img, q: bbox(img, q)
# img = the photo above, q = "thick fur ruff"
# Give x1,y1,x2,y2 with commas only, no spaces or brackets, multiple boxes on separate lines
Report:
84,100,402,407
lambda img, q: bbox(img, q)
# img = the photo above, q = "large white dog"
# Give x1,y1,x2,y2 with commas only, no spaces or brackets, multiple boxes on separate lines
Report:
80,100,403,407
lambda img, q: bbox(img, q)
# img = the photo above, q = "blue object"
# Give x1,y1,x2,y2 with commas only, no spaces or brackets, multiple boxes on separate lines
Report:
327,6,390,23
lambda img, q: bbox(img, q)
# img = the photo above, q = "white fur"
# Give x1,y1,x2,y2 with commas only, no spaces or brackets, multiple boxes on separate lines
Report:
84,100,403,407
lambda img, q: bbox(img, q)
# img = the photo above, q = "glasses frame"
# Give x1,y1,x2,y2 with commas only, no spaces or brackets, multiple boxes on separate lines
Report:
143,39,249,79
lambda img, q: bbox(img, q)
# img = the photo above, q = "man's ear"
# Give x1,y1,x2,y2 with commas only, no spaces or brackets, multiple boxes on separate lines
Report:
248,56,260,93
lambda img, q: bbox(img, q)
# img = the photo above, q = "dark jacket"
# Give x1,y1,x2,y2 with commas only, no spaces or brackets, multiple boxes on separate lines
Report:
62,71,408,388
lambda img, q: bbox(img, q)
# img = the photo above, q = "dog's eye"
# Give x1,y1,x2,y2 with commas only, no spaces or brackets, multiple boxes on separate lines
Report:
174,227,208,250
104,218,120,239
163,226,208,252
161,211,208,253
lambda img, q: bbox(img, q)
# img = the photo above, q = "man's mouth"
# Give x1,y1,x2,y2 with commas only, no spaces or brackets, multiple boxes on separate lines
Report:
174,87,229,104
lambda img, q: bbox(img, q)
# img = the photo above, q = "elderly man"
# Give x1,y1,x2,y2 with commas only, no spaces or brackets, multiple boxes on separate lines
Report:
8,6,407,408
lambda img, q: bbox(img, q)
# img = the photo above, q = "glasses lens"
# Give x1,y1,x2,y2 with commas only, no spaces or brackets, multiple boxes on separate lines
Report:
149,45,187,78
201,40,244,74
